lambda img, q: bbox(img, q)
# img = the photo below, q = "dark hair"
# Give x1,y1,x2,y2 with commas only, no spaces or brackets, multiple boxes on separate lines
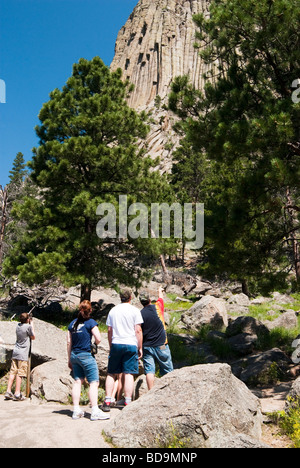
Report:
140,298,151,307
73,300,92,331
19,313,29,324
139,291,151,307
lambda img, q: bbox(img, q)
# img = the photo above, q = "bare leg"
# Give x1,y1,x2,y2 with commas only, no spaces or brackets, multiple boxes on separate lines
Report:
123,373,134,399
6,374,15,393
105,374,117,397
14,375,22,395
72,379,83,406
89,381,99,408
146,373,155,390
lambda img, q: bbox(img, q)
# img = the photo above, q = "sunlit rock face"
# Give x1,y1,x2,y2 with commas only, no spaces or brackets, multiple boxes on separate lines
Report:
110,0,212,171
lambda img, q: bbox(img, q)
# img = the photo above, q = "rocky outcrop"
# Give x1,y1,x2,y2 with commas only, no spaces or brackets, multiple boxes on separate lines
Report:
103,363,268,448
111,0,213,172
111,0,211,109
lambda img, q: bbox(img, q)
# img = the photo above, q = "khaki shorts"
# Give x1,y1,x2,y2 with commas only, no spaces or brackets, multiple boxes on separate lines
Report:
10,359,28,378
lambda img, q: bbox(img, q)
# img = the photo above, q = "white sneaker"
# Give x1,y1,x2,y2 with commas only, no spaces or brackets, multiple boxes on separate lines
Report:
90,409,110,421
72,409,85,420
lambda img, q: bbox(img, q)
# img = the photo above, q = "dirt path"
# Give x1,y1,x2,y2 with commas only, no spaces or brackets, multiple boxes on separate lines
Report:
0,395,116,449
0,383,294,449
252,382,293,449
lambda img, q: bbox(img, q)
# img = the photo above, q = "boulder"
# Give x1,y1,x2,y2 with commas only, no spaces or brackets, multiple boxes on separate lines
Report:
286,376,300,408
181,295,228,331
250,296,272,305
231,348,292,385
103,363,266,448
227,293,250,307
192,279,213,297
226,316,269,339
226,293,250,315
227,333,257,356
263,310,298,331
30,360,73,404
272,292,295,304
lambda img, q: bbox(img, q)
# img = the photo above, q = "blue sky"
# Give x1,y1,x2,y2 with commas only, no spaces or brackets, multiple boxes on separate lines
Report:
0,0,138,187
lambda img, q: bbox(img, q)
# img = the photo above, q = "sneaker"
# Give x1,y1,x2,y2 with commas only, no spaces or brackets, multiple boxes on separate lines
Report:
115,398,126,407
90,409,110,421
72,410,85,420
4,391,14,400
101,401,111,412
13,393,26,401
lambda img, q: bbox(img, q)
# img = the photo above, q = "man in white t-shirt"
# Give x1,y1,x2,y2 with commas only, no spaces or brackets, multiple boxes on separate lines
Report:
103,289,143,411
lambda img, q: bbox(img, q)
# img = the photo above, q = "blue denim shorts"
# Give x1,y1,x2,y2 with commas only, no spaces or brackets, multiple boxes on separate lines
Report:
143,345,173,376
108,344,139,375
71,351,99,383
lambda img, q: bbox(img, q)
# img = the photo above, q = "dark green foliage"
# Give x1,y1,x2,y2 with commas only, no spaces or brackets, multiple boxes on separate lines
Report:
8,152,27,186
3,57,173,299
169,0,300,294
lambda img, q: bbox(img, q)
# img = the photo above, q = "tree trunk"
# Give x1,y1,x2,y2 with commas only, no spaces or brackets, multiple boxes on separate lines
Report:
286,187,300,283
241,279,250,297
80,284,92,302
0,186,8,269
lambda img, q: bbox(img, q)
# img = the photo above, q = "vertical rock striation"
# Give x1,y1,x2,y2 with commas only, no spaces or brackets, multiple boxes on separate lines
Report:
111,0,210,109
110,0,212,171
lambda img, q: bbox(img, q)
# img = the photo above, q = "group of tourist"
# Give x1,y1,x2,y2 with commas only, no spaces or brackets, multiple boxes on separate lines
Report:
4,286,174,421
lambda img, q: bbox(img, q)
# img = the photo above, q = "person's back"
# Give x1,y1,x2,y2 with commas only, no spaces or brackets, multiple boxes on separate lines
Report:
107,302,143,346
68,317,98,353
139,288,173,390
13,322,34,361
5,313,35,401
141,298,167,348
103,289,143,410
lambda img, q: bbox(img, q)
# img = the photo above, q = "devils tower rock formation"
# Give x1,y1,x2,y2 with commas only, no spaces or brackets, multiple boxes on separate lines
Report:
110,0,211,171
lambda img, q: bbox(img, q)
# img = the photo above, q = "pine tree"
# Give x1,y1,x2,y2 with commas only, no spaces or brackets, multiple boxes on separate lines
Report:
3,57,173,300
8,152,27,186
0,153,29,269
169,0,300,293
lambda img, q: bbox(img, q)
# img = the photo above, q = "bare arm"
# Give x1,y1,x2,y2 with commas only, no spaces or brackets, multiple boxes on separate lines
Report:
29,318,35,340
107,326,113,350
91,325,101,345
67,331,72,369
158,286,164,299
135,324,143,359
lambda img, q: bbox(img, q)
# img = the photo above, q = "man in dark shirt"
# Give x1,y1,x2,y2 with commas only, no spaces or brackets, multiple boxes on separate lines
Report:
139,286,174,390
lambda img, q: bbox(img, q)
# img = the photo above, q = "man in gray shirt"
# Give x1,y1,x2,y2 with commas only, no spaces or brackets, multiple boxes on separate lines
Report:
5,312,35,401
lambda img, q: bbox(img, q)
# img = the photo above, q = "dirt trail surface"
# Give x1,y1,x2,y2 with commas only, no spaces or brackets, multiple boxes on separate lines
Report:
0,395,116,448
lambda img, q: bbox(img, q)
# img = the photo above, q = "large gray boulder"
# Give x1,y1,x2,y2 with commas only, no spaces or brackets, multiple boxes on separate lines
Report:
286,375,300,409
226,316,269,339
226,293,250,315
103,363,267,448
181,295,228,331
231,348,292,385
263,310,298,331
